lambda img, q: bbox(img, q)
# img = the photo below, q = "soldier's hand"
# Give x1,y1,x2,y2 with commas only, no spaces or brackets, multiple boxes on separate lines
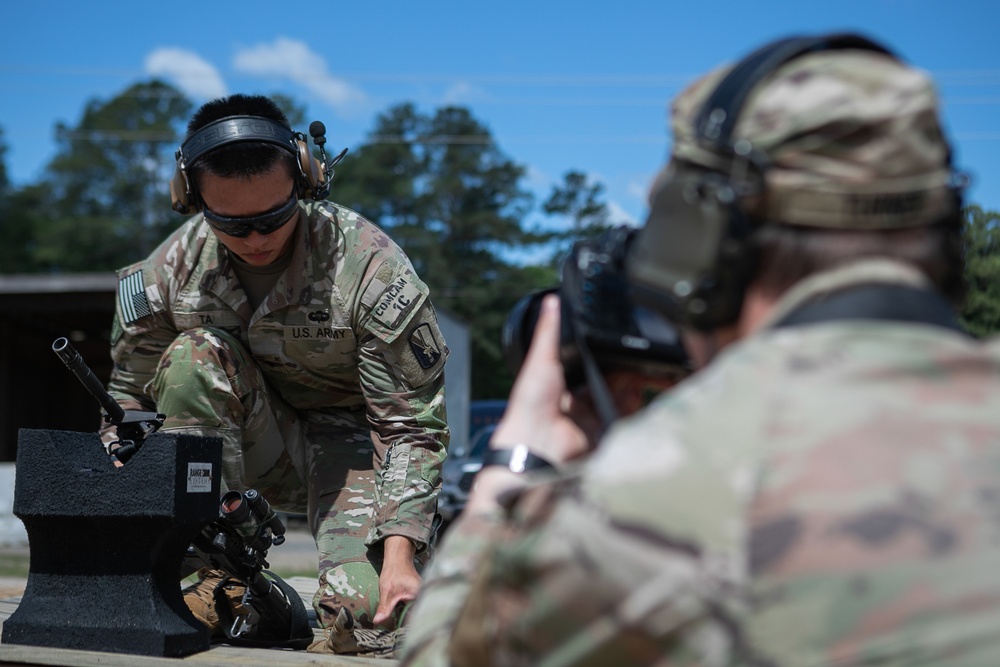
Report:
491,294,590,464
373,535,421,627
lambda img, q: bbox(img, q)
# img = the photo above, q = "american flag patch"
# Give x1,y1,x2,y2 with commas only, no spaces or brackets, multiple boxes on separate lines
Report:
118,271,152,324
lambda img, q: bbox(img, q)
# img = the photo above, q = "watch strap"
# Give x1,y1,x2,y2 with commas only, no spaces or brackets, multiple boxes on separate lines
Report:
481,444,555,473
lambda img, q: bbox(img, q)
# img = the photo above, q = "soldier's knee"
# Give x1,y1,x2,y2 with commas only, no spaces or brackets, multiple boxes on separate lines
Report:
314,561,381,628
157,328,250,381
166,327,244,362
152,328,254,418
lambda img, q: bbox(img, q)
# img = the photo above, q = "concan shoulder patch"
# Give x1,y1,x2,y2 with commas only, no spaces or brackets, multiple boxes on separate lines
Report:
118,271,152,324
372,275,422,330
408,323,442,369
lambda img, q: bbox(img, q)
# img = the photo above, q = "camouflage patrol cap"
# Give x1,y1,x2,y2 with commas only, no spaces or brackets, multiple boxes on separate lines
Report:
670,48,959,229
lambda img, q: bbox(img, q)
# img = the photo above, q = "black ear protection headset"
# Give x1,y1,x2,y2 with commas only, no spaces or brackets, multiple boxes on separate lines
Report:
169,116,346,215
627,33,902,331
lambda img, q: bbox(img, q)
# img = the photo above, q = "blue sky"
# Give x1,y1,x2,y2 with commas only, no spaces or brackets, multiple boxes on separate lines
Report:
2,0,1000,232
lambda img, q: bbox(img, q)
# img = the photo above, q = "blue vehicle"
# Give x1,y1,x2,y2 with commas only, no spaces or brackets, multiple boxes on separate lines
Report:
438,400,507,525
466,399,507,438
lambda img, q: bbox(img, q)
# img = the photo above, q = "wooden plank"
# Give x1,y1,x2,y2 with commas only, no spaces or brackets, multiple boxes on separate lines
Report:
0,579,399,666
0,642,393,666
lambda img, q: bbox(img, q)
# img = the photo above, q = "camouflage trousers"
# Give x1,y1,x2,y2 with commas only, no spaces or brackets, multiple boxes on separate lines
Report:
150,327,390,628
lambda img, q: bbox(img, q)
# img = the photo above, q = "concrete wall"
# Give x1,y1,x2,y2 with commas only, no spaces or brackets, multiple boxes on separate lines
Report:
437,310,471,454
0,464,27,547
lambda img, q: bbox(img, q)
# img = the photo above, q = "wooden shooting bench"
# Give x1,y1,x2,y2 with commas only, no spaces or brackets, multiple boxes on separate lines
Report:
0,577,398,667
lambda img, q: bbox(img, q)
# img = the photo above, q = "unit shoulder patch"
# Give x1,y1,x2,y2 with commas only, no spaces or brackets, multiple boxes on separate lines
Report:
408,323,442,369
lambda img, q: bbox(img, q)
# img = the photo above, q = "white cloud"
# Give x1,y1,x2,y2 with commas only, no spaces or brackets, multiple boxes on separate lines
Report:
524,164,553,191
442,80,489,105
232,37,366,113
145,48,227,100
607,199,639,227
628,179,649,201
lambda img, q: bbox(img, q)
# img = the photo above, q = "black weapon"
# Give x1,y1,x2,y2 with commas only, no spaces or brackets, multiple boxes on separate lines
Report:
53,337,311,646
186,489,312,648
52,337,165,464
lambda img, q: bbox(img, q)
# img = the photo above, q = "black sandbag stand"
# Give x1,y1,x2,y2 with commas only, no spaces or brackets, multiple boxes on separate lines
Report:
1,429,222,657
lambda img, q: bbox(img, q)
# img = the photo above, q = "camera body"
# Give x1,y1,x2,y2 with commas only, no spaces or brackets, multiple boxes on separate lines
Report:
502,227,689,390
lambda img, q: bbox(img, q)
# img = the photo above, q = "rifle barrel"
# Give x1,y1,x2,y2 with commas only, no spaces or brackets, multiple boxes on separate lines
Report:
52,337,126,424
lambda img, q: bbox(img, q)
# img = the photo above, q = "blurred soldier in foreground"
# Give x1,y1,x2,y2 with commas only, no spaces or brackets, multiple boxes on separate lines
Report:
401,33,1000,665
105,94,449,649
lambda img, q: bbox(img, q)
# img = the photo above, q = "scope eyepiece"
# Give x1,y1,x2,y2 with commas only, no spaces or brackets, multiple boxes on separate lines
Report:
221,490,253,525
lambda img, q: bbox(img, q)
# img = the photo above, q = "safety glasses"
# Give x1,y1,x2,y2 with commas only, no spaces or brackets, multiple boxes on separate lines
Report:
202,192,299,238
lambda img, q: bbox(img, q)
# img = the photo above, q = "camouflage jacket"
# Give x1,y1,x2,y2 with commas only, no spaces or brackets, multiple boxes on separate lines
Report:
402,260,1000,666
108,201,449,548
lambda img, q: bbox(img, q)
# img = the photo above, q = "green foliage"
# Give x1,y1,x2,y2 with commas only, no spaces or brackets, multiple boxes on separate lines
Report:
47,79,192,257
544,171,607,222
0,553,29,578
0,80,193,272
270,93,307,129
960,205,1000,337
541,170,623,267
333,103,557,397
0,127,8,190
0,184,48,273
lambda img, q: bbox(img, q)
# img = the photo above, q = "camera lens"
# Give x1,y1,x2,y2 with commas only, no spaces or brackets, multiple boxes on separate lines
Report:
499,227,689,392
500,288,556,377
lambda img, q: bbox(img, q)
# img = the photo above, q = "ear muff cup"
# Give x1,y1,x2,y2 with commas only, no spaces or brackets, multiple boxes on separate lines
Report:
294,135,325,200
170,158,195,214
629,164,758,330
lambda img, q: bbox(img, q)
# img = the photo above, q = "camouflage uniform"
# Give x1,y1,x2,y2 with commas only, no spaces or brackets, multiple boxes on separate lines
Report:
107,199,449,627
401,45,1000,665
404,260,1000,666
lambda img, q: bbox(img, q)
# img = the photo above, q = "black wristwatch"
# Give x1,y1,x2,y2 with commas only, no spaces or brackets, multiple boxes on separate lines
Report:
480,444,555,473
